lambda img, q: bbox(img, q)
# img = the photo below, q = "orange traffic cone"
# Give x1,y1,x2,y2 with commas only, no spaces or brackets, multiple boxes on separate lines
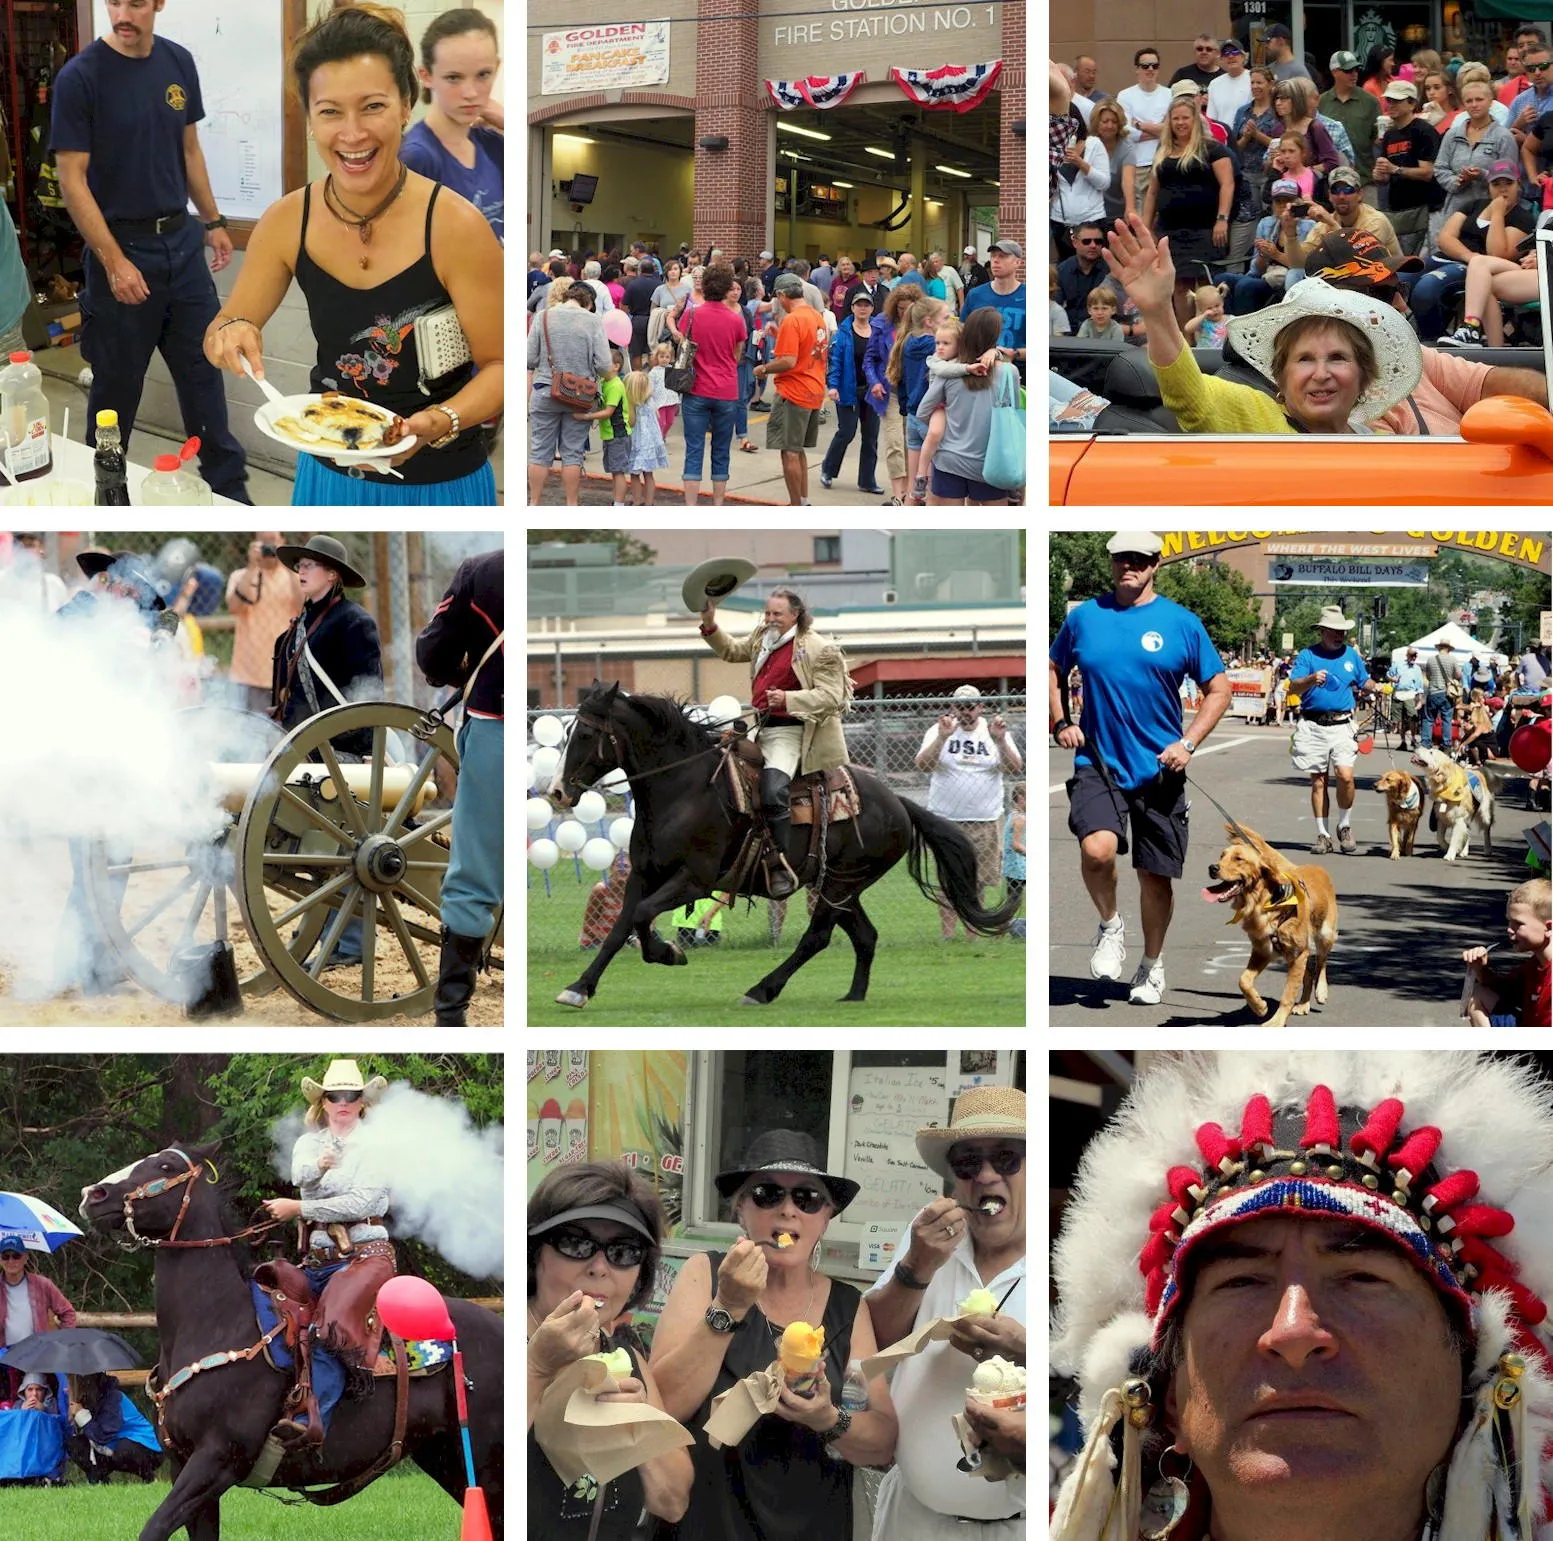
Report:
460,1487,493,1541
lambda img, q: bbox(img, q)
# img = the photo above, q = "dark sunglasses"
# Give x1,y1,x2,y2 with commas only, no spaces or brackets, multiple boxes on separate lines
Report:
747,1181,830,1213
547,1228,647,1268
1195,45,1216,52
0,1251,23,1261
323,1090,363,1104
947,1146,1025,1179
1075,236,1104,245
1138,60,1160,69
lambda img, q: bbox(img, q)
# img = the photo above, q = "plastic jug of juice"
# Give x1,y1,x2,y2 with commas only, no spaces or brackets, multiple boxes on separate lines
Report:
140,453,212,505
1,351,52,481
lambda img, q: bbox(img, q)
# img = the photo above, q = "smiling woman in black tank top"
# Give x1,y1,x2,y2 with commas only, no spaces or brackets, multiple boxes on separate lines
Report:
202,4,503,506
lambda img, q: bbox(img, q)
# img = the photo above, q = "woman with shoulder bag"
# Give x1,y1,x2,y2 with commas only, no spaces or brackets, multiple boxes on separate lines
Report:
526,278,612,505
677,264,746,506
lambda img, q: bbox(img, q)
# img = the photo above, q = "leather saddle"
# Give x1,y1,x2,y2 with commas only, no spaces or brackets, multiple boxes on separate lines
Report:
253,1259,325,1448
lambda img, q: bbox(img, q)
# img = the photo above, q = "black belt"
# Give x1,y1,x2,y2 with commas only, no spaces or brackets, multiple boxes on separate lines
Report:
1304,711,1353,725
110,211,187,237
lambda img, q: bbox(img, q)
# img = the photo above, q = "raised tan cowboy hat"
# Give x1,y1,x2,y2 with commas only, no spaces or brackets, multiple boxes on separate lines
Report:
682,556,758,615
1314,605,1356,631
302,1058,388,1106
916,1086,1026,1177
276,535,368,591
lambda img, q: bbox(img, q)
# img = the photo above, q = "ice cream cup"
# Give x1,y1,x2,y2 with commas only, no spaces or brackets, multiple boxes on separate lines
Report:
969,1387,1027,1413
782,1362,824,1396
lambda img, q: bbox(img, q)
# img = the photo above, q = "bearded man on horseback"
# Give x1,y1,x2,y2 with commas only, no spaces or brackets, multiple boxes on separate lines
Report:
694,569,850,900
262,1059,395,1446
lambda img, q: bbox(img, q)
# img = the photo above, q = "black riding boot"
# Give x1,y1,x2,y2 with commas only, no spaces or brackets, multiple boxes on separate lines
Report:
759,769,799,899
434,928,485,1025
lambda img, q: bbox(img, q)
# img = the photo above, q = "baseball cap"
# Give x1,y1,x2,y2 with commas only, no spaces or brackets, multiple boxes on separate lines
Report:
1328,166,1363,190
759,249,774,259
0,1234,24,1253
1106,531,1164,558
1171,79,1204,99
1489,160,1521,182
1330,49,1361,71
963,245,977,255
1264,22,1292,41
1270,178,1301,199
548,248,565,259
1383,78,1418,100
989,238,1023,258
1221,39,1245,57
952,684,983,702
850,290,875,307
773,273,805,297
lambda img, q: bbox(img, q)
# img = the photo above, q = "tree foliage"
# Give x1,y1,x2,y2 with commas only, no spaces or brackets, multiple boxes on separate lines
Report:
1155,561,1261,657
528,529,657,565
1049,533,1112,632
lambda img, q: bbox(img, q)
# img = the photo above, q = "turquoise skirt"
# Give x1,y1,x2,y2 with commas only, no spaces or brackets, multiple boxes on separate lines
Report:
292,455,498,507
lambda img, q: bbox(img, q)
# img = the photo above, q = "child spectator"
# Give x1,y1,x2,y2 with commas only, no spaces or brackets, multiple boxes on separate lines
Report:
625,369,668,506
675,892,729,946
1462,877,1552,1025
1076,284,1127,340
573,345,633,504
1003,782,1026,902
648,340,680,439
889,297,944,505
1183,280,1231,348
1269,132,1317,199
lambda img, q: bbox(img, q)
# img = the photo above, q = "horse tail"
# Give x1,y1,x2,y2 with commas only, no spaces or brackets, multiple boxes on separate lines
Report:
901,797,1021,935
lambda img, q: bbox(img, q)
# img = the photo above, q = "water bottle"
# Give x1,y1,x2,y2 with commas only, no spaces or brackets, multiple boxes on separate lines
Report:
827,1359,869,1460
140,453,212,505
1,350,51,481
94,409,130,506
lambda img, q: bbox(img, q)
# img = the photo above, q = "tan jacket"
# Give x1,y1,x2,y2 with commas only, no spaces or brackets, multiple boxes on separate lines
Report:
702,619,850,773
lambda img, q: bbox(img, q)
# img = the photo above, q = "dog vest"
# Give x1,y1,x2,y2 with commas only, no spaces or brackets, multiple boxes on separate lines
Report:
1435,763,1483,807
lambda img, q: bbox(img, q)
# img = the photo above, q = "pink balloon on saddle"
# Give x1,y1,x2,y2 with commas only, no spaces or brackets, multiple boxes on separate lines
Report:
377,1276,455,1341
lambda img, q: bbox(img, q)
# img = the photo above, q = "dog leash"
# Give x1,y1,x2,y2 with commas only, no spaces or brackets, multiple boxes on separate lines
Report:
1182,770,1258,849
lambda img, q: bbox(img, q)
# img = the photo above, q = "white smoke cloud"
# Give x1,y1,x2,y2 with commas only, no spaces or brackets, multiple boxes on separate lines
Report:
271,1083,503,1280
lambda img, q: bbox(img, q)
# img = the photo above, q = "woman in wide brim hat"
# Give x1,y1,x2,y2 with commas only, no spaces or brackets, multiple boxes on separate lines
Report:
651,1128,898,1539
275,535,368,590
1103,212,1421,433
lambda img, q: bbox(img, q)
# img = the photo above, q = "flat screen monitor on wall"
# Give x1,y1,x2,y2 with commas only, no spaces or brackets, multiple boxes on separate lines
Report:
566,174,599,205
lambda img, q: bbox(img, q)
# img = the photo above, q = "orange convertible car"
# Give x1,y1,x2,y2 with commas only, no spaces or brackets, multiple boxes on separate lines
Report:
1049,337,1553,505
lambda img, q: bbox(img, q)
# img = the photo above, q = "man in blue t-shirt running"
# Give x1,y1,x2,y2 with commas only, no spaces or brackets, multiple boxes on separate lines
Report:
1049,532,1233,1006
1288,606,1378,855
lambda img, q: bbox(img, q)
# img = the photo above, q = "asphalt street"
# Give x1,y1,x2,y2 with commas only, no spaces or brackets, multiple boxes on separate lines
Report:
1047,726,1551,1028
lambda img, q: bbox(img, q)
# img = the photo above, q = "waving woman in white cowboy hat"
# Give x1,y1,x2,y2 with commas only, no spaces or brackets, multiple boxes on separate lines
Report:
1103,211,1421,434
262,1058,393,1446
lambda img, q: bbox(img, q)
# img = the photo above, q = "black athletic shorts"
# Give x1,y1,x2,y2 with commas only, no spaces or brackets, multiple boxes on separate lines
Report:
1066,762,1190,878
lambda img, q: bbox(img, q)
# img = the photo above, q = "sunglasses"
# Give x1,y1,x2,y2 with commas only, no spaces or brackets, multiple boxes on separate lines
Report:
1195,45,1216,52
1075,236,1104,246
0,1252,23,1261
947,1146,1025,1179
323,1090,362,1104
747,1181,830,1213
547,1228,647,1268
1531,60,1553,72
1138,61,1160,69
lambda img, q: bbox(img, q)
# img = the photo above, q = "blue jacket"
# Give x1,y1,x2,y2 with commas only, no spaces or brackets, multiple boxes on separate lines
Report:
826,322,873,407
902,333,936,417
863,321,896,419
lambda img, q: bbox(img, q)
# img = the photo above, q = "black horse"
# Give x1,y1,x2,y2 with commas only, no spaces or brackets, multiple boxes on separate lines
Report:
550,682,1019,1008
80,1143,503,1541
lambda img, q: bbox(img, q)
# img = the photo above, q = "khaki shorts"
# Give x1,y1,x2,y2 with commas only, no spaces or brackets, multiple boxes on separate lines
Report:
879,404,906,480
950,818,1002,891
1291,718,1358,776
767,394,821,451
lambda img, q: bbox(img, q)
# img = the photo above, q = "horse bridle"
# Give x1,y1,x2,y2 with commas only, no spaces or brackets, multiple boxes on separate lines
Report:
112,1149,284,1252
561,701,751,797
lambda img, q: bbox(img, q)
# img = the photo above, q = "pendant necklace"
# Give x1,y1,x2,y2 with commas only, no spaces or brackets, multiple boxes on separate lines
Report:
760,1269,819,1341
323,164,408,270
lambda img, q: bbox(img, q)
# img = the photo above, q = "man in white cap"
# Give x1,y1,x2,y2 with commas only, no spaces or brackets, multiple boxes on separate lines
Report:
866,1085,1027,1540
916,685,1022,938
962,245,990,290
1288,606,1377,854
1048,532,1231,1005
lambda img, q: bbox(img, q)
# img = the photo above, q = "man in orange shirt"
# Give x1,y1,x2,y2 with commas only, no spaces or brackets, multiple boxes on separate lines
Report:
758,272,828,504
225,533,302,715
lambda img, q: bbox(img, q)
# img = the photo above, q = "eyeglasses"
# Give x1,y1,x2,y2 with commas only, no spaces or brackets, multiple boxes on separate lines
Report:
1530,60,1552,72
947,1146,1025,1179
323,1090,362,1105
747,1181,830,1213
1195,45,1216,53
1138,60,1160,70
1075,236,1104,246
0,1252,23,1261
547,1228,647,1268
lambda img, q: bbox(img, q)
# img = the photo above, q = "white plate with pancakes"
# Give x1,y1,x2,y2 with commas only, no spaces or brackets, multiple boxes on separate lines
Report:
252,390,416,469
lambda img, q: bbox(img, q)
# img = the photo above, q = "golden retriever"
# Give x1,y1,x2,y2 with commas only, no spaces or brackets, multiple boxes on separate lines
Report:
1374,770,1425,860
1412,746,1499,861
1203,824,1339,1027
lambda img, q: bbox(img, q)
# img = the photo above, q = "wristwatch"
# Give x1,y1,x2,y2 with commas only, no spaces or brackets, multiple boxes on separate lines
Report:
819,1408,854,1447
429,406,462,450
892,1260,930,1291
1053,717,1073,735
704,1302,740,1334
204,216,228,231
1179,738,1197,755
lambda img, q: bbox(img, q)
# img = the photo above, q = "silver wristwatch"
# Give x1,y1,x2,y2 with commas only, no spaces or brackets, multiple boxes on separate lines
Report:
704,1303,739,1334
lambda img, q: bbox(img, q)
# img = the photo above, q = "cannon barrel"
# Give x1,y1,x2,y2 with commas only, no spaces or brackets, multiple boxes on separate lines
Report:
209,762,430,816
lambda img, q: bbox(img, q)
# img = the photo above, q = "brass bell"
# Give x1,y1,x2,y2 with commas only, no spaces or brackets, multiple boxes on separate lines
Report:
1494,1379,1522,1412
1500,1352,1527,1381
1122,1379,1152,1408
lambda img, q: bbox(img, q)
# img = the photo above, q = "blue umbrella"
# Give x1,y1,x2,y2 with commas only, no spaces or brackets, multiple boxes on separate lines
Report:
0,1192,85,1253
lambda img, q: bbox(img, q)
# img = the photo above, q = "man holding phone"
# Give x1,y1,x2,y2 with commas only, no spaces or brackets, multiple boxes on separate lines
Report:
225,532,301,716
1296,166,1403,260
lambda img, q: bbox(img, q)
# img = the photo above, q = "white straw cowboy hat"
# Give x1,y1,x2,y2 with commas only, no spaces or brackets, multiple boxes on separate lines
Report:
1226,276,1422,423
916,1086,1026,1177
682,556,758,615
1314,604,1356,631
302,1059,388,1106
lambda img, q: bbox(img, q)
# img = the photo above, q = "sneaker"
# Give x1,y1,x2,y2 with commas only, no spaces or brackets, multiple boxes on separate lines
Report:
1438,322,1483,347
881,494,904,506
859,484,886,495
1089,917,1127,981
750,400,771,413
1128,959,1166,1005
1337,825,1358,854
820,470,834,488
1311,833,1334,854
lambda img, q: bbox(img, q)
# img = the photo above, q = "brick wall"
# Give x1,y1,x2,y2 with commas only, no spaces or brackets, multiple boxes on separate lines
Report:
693,0,768,256
1000,0,1026,251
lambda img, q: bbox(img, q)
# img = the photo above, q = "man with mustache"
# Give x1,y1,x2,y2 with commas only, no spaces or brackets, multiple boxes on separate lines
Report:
1052,1052,1553,1541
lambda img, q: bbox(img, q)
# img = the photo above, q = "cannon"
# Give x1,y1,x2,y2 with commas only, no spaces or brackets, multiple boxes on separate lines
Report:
83,702,501,1021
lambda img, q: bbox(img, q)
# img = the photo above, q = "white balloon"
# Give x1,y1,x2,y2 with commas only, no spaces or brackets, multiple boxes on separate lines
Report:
531,746,561,783
554,819,588,853
708,694,743,725
609,816,635,850
525,797,553,832
600,767,629,792
524,757,538,791
532,714,564,747
575,790,607,824
581,837,616,871
528,838,560,870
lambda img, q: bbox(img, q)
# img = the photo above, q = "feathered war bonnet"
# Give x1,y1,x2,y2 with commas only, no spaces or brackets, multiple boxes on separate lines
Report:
1051,1053,1553,1541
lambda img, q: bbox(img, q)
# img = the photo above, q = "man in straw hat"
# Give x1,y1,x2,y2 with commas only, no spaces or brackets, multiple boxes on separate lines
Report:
865,1085,1027,1538
691,564,850,899
1052,1051,1553,1541
1289,606,1377,855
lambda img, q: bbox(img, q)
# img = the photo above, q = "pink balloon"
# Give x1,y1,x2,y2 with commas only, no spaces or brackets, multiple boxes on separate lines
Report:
603,309,633,347
377,1275,455,1341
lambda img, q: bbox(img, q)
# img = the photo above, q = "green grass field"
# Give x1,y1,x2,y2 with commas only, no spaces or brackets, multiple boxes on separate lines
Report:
527,861,1027,1026
1,1467,465,1537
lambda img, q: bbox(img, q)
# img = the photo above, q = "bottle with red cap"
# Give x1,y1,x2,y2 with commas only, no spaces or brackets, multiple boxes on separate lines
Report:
0,350,52,482
139,436,212,504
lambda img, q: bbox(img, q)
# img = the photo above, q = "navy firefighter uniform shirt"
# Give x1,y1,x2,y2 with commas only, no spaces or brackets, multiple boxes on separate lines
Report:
1050,593,1225,792
50,37,205,221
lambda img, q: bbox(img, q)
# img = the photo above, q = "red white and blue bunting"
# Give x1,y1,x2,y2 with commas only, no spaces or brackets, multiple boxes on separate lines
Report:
765,72,867,110
890,60,1003,112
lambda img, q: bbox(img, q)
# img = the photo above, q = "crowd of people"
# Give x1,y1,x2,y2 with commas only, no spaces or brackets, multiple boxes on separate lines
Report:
1049,26,1553,436
527,239,1026,505
528,1084,1028,1539
44,3,503,506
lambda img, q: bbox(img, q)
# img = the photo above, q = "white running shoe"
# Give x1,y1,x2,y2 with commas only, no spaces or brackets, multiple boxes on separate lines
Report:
1128,959,1166,1005
1089,917,1127,980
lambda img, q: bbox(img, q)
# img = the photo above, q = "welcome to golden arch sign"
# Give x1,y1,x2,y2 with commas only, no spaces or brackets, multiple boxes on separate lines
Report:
1157,530,1550,573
